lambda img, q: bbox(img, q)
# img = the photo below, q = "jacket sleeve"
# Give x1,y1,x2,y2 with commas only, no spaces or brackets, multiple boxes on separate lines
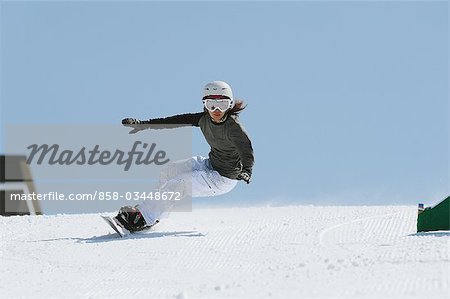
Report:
228,119,254,175
140,112,204,129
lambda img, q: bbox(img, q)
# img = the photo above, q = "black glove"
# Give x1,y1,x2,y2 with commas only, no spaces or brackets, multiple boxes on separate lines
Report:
122,118,141,126
237,171,251,184
121,118,148,134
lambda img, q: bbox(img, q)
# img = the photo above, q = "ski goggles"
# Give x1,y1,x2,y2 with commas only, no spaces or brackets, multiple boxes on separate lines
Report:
202,98,232,112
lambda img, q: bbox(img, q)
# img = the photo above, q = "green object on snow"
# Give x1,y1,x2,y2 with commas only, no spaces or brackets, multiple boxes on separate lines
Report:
417,196,450,232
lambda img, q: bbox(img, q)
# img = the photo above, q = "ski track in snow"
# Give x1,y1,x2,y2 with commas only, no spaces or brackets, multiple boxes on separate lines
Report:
1,205,449,299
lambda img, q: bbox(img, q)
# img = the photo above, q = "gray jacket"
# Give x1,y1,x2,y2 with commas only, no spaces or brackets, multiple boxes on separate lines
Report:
141,112,254,180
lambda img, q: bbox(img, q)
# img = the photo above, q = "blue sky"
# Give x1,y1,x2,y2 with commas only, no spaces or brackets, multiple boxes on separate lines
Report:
1,1,448,210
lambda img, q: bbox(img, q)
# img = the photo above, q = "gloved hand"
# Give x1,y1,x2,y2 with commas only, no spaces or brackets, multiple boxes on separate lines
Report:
122,118,141,126
237,171,251,184
121,118,147,134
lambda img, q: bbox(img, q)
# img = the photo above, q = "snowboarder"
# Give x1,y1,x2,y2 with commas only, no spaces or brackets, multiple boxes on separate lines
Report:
114,81,254,233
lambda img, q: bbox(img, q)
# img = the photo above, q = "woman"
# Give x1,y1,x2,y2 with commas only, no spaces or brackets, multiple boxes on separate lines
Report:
115,81,254,233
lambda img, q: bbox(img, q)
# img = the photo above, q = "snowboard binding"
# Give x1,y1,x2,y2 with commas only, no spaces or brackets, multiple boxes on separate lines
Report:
114,205,156,233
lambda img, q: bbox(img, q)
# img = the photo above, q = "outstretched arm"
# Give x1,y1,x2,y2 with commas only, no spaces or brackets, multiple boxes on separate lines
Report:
122,112,204,134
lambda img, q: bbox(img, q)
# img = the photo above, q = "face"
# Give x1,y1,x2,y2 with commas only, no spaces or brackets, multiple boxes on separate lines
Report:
203,97,231,122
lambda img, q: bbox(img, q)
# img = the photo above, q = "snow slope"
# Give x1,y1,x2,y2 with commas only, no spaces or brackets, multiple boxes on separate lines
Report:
1,205,449,299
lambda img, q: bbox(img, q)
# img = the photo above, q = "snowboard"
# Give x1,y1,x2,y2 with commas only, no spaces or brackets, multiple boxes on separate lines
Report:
101,215,124,237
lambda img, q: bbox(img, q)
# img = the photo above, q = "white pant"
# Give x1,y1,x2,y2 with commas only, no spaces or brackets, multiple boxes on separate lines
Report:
138,156,238,224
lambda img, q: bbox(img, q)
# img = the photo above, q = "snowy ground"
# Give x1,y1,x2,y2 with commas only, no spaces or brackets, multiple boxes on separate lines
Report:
1,205,449,299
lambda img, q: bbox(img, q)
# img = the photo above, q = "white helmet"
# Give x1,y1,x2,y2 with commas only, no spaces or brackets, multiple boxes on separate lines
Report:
202,81,234,109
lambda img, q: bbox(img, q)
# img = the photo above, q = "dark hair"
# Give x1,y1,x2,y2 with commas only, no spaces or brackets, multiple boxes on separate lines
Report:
228,100,247,115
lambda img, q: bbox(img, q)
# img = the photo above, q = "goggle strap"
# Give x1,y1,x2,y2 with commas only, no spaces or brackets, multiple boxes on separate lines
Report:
202,95,231,100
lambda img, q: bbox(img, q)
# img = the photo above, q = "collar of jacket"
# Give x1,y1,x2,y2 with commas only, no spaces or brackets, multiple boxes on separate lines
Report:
209,113,229,124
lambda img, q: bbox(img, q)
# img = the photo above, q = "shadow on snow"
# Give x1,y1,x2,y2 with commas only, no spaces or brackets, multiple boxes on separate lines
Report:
30,230,207,243
408,231,450,237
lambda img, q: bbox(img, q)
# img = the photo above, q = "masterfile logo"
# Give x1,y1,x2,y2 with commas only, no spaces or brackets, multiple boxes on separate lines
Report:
4,124,194,214
26,141,170,171
5,124,192,180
